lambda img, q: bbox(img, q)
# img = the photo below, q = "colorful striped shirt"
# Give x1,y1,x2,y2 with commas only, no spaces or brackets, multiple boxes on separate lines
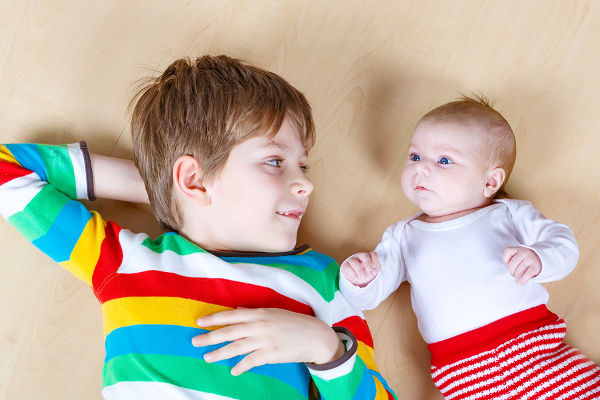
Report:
0,142,396,400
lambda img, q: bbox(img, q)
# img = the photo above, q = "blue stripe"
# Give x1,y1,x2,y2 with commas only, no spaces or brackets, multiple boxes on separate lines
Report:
5,144,47,181
32,200,91,262
369,369,394,396
350,363,376,400
221,250,334,271
105,324,310,395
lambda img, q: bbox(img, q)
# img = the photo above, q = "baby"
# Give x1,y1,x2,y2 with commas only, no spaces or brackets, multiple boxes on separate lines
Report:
340,96,600,399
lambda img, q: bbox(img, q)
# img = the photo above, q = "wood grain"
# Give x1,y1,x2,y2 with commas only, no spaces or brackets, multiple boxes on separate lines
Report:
1,1,599,398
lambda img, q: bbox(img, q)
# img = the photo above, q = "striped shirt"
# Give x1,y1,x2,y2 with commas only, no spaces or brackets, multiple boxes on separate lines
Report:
0,142,396,400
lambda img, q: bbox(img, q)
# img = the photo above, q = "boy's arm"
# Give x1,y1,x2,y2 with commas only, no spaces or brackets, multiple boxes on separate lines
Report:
306,287,397,399
90,154,149,204
0,142,125,287
503,199,579,282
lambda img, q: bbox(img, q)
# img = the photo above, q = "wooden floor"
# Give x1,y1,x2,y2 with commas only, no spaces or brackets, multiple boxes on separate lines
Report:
1,1,600,398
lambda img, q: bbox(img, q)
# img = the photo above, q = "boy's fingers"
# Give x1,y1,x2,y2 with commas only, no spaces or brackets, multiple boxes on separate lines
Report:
230,350,271,376
197,308,263,327
203,337,257,363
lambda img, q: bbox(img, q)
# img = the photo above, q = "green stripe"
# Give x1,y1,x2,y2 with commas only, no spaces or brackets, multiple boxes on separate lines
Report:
103,353,307,400
141,233,209,256
7,185,70,241
37,144,77,199
312,356,365,400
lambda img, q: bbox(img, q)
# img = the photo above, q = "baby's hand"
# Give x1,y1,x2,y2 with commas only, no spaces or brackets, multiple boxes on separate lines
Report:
341,252,381,288
502,246,542,285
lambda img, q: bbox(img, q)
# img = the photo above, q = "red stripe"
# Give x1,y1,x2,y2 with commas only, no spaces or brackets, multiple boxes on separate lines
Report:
433,325,567,387
92,221,124,295
437,333,571,396
333,316,373,348
442,344,578,398
0,160,31,185
386,390,394,400
96,268,315,316
429,304,558,366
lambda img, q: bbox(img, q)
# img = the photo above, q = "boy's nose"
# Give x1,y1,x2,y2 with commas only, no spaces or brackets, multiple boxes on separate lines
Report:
290,173,314,196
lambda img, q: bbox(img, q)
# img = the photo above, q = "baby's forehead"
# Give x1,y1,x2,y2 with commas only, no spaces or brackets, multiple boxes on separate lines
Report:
412,120,487,147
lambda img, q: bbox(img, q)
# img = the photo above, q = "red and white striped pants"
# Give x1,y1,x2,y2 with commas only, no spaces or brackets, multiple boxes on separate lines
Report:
429,305,600,399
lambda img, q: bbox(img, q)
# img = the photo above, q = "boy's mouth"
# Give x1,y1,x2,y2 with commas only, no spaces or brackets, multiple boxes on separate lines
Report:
276,209,305,221
415,185,430,191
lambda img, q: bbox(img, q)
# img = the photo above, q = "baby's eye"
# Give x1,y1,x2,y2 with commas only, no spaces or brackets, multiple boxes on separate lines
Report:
300,165,310,173
409,153,421,162
265,159,283,167
438,157,453,165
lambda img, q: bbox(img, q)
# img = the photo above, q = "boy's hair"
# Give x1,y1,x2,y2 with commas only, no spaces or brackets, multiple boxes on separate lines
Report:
130,55,315,231
420,95,516,190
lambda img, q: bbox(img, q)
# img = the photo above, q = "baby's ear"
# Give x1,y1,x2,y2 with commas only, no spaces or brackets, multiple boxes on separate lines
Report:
172,155,211,206
483,167,506,198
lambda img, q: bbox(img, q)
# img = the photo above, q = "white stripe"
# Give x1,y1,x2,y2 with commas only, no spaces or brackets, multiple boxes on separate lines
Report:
0,172,44,219
557,374,600,399
102,381,237,400
531,361,600,400
67,143,89,200
445,351,587,400
432,322,566,379
434,328,566,386
116,230,362,324
308,352,357,381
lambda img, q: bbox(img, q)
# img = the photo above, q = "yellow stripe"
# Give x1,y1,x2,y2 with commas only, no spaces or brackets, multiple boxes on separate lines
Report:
297,247,312,255
357,340,377,371
373,377,387,400
59,211,106,286
0,145,16,163
101,296,232,336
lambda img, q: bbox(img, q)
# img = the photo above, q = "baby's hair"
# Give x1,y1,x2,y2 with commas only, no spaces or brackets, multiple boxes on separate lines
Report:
129,55,315,231
420,94,516,193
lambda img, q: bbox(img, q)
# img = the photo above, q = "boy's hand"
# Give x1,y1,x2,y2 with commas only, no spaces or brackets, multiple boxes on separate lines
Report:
341,251,381,287
191,308,345,376
502,246,542,285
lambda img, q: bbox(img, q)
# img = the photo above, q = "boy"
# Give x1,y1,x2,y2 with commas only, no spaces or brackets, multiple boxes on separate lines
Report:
0,56,396,399
340,96,600,399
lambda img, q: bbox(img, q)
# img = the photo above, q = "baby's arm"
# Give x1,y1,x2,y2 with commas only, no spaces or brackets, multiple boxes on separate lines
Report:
339,221,408,311
502,199,579,284
340,251,380,287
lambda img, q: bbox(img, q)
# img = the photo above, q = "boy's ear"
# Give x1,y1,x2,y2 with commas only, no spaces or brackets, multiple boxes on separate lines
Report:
172,155,211,206
483,167,506,198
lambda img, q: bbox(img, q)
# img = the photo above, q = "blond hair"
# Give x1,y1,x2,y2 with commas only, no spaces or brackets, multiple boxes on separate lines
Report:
130,55,315,231
420,95,516,190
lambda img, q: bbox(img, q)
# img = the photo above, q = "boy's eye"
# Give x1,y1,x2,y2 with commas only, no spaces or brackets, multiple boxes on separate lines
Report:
409,153,421,162
265,159,283,167
438,157,453,165
300,165,309,173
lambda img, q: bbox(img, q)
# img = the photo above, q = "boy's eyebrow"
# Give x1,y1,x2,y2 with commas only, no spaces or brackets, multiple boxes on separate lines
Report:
263,141,308,157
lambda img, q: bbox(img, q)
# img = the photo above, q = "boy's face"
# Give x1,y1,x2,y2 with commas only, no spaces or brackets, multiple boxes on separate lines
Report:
400,120,493,221
203,117,313,252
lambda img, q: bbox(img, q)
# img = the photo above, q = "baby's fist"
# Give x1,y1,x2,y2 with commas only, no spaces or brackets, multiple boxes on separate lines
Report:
341,252,381,288
502,246,542,286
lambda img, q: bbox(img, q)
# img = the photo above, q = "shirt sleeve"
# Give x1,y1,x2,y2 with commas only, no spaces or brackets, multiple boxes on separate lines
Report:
0,142,119,288
339,219,409,310
306,273,397,400
502,199,579,282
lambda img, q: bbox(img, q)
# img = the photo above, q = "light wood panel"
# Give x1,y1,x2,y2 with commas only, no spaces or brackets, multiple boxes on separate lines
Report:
1,1,599,398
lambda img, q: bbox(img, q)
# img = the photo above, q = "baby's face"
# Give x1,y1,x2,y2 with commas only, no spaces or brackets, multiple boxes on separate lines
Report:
200,117,313,252
400,120,493,222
